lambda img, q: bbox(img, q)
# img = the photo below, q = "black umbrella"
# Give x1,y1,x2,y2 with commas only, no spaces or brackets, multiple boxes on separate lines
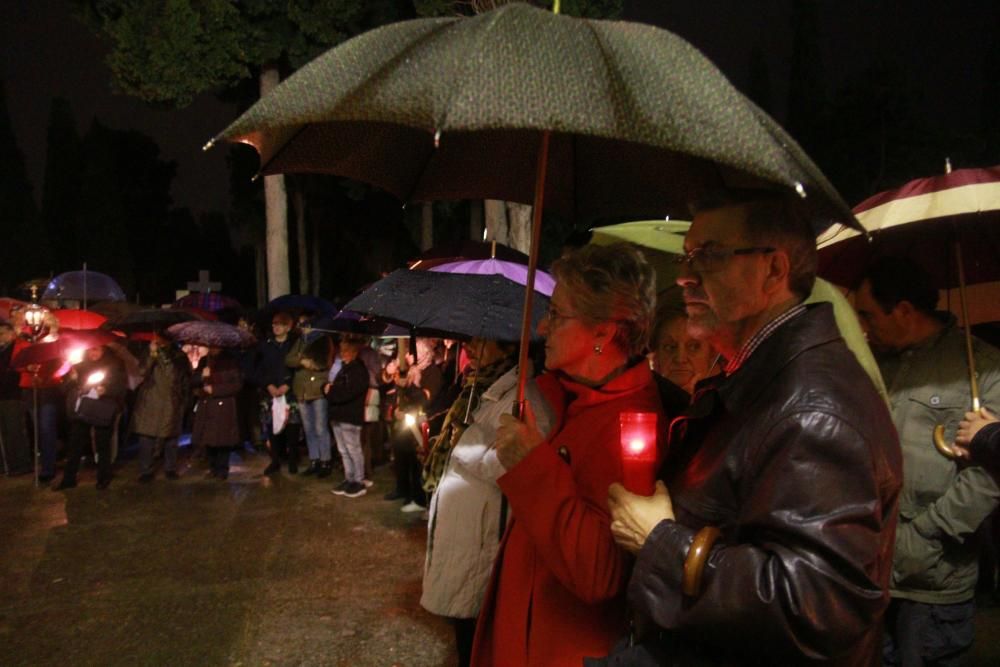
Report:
103,308,206,338
166,321,256,349
343,269,549,343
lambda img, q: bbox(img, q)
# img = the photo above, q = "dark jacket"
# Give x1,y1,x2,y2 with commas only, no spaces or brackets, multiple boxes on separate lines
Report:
254,335,296,393
64,352,128,423
969,422,1000,481
327,358,368,425
625,303,902,666
286,335,333,402
0,342,20,400
192,353,244,448
130,344,190,438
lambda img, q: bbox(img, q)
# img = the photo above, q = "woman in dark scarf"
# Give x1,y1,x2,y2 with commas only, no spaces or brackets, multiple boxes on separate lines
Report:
420,337,553,667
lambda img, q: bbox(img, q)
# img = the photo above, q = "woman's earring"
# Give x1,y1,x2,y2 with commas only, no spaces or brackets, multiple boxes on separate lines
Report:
593,344,603,355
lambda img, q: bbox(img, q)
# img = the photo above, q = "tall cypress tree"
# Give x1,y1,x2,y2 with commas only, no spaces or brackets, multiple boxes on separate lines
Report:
41,97,84,272
0,80,46,292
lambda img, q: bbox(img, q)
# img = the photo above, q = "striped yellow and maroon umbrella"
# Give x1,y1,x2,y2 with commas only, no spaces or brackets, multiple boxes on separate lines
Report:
818,163,1000,457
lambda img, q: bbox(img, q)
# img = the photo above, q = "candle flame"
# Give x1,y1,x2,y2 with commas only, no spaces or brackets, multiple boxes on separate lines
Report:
626,438,647,455
67,348,85,365
86,371,105,385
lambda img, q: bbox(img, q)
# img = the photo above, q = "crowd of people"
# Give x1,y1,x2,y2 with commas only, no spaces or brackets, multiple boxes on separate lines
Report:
3,187,1000,666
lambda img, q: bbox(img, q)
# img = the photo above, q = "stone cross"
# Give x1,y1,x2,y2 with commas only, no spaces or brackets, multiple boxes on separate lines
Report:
186,270,221,293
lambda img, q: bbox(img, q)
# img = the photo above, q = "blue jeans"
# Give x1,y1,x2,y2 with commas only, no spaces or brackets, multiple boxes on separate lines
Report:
299,398,331,462
332,422,363,483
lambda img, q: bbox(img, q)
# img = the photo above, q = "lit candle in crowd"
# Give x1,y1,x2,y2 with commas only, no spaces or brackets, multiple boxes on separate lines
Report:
620,412,657,495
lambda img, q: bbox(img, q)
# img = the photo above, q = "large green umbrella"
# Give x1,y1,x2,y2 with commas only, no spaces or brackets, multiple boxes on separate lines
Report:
212,3,853,231
210,1,859,405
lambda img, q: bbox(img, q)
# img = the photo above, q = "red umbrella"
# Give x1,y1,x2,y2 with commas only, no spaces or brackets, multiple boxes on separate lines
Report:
11,329,122,372
51,309,108,330
818,163,1000,457
0,297,28,321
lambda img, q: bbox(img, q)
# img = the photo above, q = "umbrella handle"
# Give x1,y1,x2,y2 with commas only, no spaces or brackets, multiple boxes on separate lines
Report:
932,425,959,459
933,399,983,459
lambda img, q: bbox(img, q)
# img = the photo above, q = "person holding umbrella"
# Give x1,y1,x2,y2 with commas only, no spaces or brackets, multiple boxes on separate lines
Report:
131,330,190,483
54,344,128,490
473,243,665,667
853,257,1000,665
602,190,901,665
191,347,245,481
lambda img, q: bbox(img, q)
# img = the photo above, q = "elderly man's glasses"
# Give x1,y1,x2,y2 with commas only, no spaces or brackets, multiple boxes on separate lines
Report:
675,245,776,273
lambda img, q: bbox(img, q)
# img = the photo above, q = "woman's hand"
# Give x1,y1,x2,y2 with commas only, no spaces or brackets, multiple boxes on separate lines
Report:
495,402,544,470
608,481,675,554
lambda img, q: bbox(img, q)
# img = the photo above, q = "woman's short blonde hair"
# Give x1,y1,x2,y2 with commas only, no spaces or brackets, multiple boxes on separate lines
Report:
550,243,656,357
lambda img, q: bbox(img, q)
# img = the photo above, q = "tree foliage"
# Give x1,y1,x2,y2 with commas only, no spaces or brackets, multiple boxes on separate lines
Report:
74,0,432,107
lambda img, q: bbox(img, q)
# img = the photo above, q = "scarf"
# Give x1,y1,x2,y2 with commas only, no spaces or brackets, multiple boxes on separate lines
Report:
421,354,516,494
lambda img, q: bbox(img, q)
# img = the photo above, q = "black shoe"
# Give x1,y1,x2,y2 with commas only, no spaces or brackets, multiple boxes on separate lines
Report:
53,479,77,491
96,479,111,491
165,471,180,480
300,461,320,476
38,474,55,484
383,489,404,501
263,461,281,475
138,473,154,484
288,461,299,474
317,462,333,479
331,479,351,496
204,470,219,479
343,481,367,498
217,472,228,481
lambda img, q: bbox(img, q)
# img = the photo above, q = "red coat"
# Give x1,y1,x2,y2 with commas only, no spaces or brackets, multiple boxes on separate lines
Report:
472,362,665,667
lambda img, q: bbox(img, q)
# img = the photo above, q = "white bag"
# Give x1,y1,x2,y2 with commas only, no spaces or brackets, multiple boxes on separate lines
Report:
271,394,289,434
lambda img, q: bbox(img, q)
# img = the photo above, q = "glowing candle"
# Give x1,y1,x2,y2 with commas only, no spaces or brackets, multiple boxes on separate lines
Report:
86,371,106,386
620,412,657,495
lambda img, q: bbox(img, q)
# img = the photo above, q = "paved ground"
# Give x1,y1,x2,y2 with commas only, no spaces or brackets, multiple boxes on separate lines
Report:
2,448,1000,666
0,449,454,667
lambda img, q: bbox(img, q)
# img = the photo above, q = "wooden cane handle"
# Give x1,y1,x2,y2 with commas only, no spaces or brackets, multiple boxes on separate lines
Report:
682,526,722,598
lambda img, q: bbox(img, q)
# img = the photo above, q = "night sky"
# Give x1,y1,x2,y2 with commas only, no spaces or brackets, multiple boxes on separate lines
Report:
3,0,234,216
3,0,997,219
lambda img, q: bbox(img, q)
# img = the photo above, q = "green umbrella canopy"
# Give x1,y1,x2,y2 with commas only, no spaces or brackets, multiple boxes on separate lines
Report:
590,220,690,293
213,2,857,235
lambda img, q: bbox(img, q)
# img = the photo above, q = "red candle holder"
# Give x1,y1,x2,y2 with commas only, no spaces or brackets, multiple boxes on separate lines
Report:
620,412,657,495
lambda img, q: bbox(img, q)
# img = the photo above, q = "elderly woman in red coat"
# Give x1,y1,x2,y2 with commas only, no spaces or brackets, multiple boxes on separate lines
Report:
471,244,667,667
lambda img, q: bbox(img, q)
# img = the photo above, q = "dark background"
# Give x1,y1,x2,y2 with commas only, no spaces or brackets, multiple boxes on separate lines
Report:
2,0,997,304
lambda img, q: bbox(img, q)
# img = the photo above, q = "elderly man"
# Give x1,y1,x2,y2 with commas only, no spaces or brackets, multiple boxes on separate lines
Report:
603,190,902,665
854,257,1000,666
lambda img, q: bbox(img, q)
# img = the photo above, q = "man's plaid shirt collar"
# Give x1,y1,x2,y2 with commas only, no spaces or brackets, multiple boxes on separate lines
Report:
723,304,807,376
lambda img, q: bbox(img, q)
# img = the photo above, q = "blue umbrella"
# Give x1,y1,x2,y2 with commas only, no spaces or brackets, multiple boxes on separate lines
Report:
265,294,338,317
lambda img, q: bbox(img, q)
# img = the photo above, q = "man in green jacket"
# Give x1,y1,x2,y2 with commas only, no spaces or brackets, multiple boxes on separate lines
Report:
855,257,1000,666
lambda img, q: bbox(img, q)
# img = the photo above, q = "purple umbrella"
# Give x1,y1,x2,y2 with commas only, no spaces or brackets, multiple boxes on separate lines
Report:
427,258,555,296
166,321,256,348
